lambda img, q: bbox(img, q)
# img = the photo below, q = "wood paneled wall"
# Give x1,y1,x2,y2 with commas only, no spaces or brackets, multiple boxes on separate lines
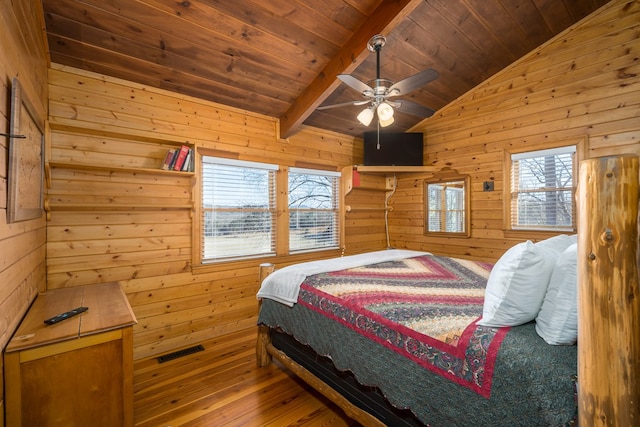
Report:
343,171,390,252
0,0,48,422
46,66,376,359
391,0,640,261
39,0,639,364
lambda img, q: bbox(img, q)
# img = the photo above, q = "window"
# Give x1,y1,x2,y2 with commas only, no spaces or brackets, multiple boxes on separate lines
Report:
201,157,277,262
424,169,470,237
427,182,466,232
288,167,340,252
509,146,576,231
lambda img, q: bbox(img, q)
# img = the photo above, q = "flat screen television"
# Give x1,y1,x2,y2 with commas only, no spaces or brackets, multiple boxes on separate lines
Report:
363,131,424,166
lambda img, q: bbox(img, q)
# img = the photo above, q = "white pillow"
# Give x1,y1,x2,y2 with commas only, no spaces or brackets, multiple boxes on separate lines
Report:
535,243,578,345
535,234,575,255
478,240,557,327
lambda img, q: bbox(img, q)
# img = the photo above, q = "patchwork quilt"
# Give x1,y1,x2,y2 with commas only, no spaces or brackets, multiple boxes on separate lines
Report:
297,254,506,397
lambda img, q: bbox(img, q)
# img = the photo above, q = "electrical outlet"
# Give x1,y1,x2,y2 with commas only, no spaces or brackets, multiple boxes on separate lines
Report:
483,181,494,191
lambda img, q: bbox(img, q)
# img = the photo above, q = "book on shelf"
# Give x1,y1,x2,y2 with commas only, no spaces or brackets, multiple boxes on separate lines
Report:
161,145,193,172
161,149,176,170
168,149,179,170
173,145,190,171
181,148,192,172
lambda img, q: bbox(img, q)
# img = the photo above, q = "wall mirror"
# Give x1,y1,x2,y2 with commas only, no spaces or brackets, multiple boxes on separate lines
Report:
424,168,470,237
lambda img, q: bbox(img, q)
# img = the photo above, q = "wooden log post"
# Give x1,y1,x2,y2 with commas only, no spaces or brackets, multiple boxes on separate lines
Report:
577,154,640,426
256,263,275,367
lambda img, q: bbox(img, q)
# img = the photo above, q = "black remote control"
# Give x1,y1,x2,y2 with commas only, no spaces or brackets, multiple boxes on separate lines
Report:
44,307,89,325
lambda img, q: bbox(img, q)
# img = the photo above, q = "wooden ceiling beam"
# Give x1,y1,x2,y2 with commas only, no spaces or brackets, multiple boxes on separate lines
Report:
278,0,424,139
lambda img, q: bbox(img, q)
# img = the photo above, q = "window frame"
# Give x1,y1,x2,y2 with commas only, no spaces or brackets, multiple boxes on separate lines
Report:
424,168,470,238
194,151,345,268
503,139,584,236
287,167,341,254
199,155,279,264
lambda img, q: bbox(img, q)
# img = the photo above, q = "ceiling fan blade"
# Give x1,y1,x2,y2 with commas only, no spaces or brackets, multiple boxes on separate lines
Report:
337,74,373,94
317,100,370,110
387,68,439,96
393,99,436,118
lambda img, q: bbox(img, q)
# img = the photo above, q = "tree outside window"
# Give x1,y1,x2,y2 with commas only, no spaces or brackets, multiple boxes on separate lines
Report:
288,168,340,252
510,146,576,231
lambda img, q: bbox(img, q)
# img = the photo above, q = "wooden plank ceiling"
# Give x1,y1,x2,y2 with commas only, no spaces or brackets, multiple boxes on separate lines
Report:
42,0,610,139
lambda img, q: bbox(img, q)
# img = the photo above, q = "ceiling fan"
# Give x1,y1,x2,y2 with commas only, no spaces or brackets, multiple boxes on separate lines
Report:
318,34,439,127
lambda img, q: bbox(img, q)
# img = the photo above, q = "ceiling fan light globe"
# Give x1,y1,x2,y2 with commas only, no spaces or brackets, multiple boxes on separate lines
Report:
379,114,394,127
357,108,374,126
377,102,394,121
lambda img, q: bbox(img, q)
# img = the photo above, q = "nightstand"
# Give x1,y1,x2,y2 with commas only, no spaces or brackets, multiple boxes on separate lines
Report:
4,282,137,426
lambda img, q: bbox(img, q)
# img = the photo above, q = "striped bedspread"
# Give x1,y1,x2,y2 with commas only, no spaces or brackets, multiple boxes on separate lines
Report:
297,254,507,397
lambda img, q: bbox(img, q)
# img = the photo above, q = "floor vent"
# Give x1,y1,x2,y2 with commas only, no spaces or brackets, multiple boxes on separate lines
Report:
157,344,205,363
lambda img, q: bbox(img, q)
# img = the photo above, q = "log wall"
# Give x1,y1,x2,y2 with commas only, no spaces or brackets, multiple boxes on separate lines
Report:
46,65,379,359
392,0,640,261
0,0,48,422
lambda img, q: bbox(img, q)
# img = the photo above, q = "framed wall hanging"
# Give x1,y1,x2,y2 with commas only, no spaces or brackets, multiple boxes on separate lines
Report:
7,77,45,223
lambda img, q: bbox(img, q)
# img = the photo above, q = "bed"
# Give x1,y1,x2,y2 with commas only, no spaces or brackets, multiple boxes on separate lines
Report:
256,154,640,426
257,249,578,426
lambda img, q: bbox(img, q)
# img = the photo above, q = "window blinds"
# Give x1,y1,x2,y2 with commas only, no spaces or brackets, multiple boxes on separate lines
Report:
510,146,576,230
288,167,340,252
201,156,277,262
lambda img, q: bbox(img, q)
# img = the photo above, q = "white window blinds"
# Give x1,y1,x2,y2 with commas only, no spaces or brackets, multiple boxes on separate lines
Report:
288,167,340,252
201,156,277,262
510,146,576,231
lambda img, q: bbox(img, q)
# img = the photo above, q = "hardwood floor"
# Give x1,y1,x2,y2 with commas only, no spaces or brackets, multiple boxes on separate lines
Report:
133,328,360,426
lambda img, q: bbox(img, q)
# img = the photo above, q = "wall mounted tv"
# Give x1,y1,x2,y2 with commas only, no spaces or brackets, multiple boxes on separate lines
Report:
363,131,424,166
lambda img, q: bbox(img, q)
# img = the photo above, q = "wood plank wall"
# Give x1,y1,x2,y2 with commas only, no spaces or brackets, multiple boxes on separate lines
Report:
33,0,640,365
0,0,49,422
391,0,640,262
45,66,383,359
344,171,390,251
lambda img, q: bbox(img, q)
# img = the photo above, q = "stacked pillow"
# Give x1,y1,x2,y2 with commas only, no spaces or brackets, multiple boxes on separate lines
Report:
535,242,578,344
478,234,577,344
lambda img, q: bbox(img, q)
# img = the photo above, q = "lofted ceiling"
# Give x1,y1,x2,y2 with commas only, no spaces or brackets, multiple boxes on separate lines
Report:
41,0,611,139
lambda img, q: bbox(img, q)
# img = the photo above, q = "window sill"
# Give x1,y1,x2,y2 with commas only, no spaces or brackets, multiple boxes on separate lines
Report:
191,248,344,275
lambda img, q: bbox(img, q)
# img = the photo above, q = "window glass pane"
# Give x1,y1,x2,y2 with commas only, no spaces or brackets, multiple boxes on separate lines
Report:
288,170,339,252
445,186,465,232
427,184,442,232
201,157,276,262
426,181,465,233
510,146,575,230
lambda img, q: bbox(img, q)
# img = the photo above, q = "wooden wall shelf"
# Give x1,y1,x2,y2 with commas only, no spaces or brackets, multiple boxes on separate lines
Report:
43,198,193,220
342,165,435,196
48,161,195,177
353,165,437,173
44,200,193,212
345,205,393,213
45,160,195,219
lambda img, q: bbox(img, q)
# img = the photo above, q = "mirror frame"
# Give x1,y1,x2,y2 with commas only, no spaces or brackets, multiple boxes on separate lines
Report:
424,168,470,238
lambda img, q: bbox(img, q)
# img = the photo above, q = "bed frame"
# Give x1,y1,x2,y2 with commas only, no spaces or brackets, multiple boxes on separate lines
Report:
256,260,388,427
257,154,640,426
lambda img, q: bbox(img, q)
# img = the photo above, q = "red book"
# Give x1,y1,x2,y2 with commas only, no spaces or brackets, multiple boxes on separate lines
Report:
173,145,190,171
